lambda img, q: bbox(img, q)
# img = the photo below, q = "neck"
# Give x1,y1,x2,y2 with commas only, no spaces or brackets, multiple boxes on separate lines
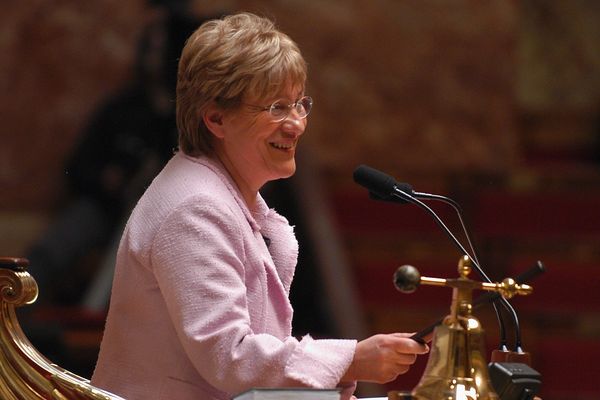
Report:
214,151,260,211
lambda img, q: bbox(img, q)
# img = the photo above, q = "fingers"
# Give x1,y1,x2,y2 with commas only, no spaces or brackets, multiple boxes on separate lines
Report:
390,331,432,342
393,352,417,366
388,333,430,354
346,333,430,383
421,331,435,343
389,332,414,338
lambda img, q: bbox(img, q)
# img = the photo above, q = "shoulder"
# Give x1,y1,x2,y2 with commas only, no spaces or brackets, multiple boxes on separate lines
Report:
144,153,241,213
151,191,247,256
124,153,248,259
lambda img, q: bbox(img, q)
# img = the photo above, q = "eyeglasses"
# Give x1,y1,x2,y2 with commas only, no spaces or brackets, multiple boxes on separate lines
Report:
248,95,313,122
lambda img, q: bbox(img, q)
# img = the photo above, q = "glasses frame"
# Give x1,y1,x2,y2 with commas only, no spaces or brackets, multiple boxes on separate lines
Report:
247,95,313,122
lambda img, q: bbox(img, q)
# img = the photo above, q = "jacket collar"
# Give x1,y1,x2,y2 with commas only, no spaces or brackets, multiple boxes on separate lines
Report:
179,152,269,232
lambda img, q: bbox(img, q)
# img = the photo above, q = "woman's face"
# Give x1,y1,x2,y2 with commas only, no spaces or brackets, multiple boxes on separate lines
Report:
215,83,307,193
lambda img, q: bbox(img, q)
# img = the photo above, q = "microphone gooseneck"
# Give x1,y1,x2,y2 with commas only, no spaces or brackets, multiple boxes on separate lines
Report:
413,192,481,267
407,190,517,347
353,165,524,351
355,164,480,267
397,191,516,351
353,165,478,267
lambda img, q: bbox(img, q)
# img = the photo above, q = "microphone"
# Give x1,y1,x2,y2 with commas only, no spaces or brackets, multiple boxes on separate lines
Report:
356,165,480,266
354,164,460,206
353,165,523,353
353,164,414,202
353,165,477,265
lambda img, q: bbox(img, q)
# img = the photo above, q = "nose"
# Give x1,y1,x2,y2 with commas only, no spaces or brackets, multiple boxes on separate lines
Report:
281,111,305,137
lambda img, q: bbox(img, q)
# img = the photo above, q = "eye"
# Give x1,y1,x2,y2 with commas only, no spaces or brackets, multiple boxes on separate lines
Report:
270,101,289,117
271,101,288,111
297,96,313,115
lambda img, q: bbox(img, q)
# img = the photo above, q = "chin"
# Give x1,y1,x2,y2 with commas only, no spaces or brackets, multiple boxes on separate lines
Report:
273,162,296,180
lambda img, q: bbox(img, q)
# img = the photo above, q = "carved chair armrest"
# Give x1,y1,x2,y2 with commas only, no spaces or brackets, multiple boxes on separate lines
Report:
0,257,124,400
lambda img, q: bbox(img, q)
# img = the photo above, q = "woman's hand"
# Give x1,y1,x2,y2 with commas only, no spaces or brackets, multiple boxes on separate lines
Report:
341,333,429,384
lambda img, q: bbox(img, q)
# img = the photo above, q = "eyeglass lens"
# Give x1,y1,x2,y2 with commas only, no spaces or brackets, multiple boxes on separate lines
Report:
270,96,312,120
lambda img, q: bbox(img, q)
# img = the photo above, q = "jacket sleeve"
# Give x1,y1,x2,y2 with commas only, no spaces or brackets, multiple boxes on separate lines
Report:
149,196,356,396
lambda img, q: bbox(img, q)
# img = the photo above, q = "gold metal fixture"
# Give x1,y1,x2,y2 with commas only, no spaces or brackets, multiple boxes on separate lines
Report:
401,255,532,400
0,257,124,399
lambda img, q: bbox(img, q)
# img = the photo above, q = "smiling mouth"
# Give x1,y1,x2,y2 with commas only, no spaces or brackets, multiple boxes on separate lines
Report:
270,142,295,151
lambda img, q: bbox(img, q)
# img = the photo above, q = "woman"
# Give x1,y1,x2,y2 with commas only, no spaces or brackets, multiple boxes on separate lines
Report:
91,12,428,400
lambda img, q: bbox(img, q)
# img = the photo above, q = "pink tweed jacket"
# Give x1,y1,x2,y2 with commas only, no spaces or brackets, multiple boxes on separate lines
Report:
91,152,356,400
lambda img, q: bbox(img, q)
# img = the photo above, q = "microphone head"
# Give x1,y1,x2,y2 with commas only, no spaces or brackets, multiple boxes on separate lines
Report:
353,165,413,199
353,165,396,197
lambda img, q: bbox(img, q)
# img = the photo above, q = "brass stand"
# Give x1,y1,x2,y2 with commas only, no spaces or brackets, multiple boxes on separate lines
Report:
393,256,532,400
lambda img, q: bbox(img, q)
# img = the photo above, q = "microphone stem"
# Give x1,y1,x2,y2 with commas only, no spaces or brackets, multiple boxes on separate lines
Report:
393,190,489,279
414,192,481,268
415,191,512,349
392,190,513,348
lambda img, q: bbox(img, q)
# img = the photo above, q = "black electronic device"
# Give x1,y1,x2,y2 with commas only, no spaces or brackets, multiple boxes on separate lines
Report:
489,362,542,400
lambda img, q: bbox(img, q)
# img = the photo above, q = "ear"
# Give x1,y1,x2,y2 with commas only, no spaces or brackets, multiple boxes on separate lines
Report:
202,104,226,139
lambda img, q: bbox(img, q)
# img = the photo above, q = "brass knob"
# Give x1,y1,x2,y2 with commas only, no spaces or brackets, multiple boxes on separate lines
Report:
394,265,421,293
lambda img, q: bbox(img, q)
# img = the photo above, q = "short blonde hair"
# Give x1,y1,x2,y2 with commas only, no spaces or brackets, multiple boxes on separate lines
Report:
176,12,307,156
